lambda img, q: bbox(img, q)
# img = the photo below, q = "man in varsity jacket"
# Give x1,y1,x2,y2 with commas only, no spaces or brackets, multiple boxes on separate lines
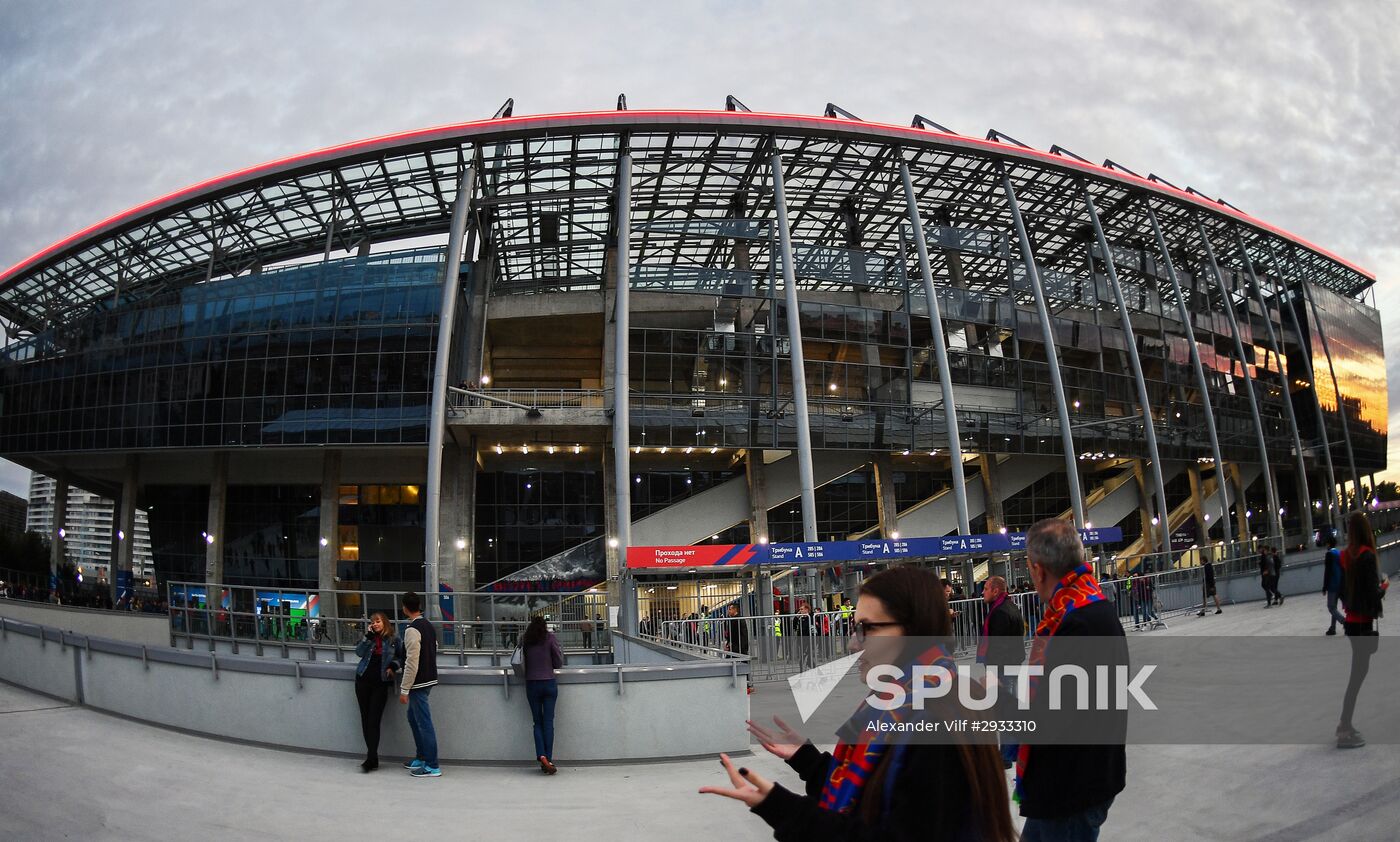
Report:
398,591,441,778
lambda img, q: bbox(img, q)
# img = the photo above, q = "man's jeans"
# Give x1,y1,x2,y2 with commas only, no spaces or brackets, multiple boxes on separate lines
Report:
998,676,1020,766
1021,798,1114,842
1327,590,1346,629
405,687,438,768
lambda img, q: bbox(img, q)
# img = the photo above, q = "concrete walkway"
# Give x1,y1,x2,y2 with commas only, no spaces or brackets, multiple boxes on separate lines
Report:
1,591,1396,840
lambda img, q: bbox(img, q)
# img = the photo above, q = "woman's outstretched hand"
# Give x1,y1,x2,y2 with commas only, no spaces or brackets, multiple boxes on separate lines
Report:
747,716,805,761
698,752,774,808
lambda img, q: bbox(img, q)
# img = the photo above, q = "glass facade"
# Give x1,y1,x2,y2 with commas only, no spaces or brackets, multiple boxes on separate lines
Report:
0,117,1382,592
223,485,320,588
144,485,210,586
1297,284,1387,473
474,471,606,586
336,484,425,589
0,249,443,452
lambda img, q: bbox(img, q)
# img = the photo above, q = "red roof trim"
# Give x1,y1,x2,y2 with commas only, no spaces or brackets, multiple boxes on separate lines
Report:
0,109,1375,289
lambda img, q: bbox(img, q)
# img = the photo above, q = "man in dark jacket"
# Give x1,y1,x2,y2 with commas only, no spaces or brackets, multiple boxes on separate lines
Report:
1321,532,1345,635
978,575,1025,768
1019,518,1126,840
724,603,750,655
1196,555,1222,616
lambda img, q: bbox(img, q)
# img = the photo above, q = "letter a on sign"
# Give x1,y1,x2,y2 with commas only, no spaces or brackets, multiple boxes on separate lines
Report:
795,547,803,558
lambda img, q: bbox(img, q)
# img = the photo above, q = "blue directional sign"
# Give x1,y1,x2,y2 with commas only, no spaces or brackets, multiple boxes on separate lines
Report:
630,526,1123,571
1007,526,1123,550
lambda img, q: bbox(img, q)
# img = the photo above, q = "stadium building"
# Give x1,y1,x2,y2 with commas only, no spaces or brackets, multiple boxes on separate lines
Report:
0,102,1385,622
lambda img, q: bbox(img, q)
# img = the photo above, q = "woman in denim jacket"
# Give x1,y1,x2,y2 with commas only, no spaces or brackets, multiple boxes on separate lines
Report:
355,611,406,771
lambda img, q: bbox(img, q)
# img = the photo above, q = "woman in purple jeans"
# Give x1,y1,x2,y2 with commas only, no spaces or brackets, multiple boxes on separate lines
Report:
522,615,564,774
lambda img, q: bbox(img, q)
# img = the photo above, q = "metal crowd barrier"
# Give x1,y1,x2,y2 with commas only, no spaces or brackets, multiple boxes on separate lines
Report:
164,582,612,663
636,535,1391,681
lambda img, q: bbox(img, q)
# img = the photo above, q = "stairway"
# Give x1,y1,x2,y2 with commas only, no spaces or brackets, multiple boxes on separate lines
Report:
1114,464,1262,572
485,450,871,589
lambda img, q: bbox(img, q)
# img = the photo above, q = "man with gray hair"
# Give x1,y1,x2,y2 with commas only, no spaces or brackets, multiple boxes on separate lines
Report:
1016,518,1127,840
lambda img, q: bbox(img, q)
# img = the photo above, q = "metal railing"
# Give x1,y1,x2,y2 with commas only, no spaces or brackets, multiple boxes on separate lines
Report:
449,388,607,411
638,535,1400,681
165,582,611,663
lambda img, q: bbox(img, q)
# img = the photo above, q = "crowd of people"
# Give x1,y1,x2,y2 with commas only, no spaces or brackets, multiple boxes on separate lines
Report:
704,519,1125,841
0,577,168,613
702,513,1390,840
352,591,568,778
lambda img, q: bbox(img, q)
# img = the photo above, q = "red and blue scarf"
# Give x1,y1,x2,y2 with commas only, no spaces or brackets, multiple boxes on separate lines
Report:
818,642,956,815
1013,563,1105,803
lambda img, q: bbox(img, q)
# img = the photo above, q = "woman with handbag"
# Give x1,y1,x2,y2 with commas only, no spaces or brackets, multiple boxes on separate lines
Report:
354,611,405,772
1337,511,1389,748
701,565,1017,841
522,615,564,774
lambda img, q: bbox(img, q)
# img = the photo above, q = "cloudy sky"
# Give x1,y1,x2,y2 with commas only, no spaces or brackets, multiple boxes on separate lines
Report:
0,0,1396,498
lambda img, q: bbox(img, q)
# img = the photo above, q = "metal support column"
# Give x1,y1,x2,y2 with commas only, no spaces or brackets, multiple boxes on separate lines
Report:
1196,217,1279,541
1142,203,1232,546
424,163,477,600
900,159,970,533
998,163,1084,526
1082,183,1169,551
1234,226,1312,544
1297,256,1361,502
1265,241,1340,530
770,152,818,542
613,149,639,633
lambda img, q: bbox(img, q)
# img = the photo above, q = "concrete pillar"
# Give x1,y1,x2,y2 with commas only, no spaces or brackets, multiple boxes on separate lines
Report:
439,440,477,593
205,452,228,587
1187,464,1208,541
1131,459,1155,553
50,476,68,583
979,454,1005,534
110,455,138,604
317,449,340,613
602,448,623,620
461,257,491,387
1229,463,1249,539
745,450,770,543
873,453,901,538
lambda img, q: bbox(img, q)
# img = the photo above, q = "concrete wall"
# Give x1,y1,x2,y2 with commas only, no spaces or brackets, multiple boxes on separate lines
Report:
0,617,749,763
0,599,168,647
1149,540,1400,615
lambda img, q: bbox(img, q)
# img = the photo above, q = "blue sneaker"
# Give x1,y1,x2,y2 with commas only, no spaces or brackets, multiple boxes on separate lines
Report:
411,765,442,778
402,759,424,770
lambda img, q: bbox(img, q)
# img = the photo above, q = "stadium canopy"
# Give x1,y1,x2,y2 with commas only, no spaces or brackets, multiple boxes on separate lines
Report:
0,106,1374,340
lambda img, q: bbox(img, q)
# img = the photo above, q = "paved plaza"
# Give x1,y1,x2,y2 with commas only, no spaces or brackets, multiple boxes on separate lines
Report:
2,590,1397,841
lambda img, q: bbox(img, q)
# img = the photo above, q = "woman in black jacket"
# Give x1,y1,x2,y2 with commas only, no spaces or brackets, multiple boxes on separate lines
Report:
700,566,1016,841
1337,512,1389,748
